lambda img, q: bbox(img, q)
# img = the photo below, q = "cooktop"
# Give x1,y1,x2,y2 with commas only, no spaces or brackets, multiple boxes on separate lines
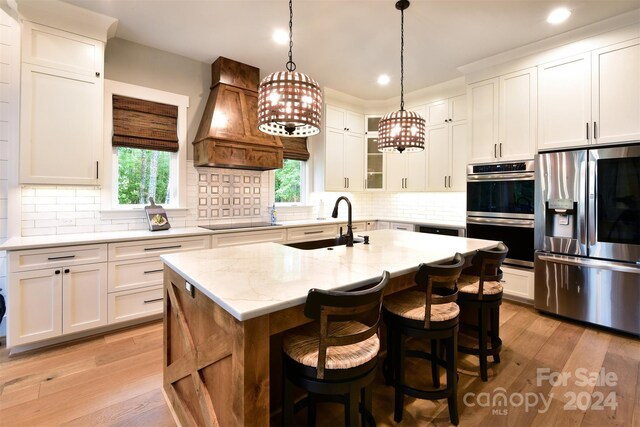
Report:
198,222,281,231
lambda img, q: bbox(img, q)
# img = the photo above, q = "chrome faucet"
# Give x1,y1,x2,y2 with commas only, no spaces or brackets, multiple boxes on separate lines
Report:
331,196,354,247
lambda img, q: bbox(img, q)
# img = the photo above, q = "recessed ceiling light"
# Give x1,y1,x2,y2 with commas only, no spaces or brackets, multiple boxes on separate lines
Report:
377,74,390,85
547,7,571,24
272,29,288,44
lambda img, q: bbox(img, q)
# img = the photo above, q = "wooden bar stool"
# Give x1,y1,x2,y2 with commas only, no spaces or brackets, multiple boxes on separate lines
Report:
457,243,508,382
382,253,465,425
282,271,390,427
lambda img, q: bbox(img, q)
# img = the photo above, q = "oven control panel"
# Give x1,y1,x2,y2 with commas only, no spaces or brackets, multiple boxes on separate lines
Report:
472,162,528,174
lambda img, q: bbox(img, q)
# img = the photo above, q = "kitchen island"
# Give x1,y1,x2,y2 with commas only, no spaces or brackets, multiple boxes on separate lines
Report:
160,229,499,426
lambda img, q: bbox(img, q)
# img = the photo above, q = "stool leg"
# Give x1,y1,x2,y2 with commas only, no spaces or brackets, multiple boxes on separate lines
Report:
479,306,489,382
431,339,440,388
384,320,394,385
282,374,294,426
490,306,501,363
446,326,459,426
394,333,405,422
346,388,359,427
361,385,373,427
307,393,316,427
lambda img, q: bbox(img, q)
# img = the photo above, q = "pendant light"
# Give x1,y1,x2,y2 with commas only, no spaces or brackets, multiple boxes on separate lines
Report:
378,0,425,153
258,0,322,137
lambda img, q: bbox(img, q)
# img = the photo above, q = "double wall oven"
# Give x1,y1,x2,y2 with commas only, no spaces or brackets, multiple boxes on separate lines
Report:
466,161,535,268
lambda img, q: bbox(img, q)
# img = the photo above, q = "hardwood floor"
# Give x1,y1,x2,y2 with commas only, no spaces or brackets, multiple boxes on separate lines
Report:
1,301,638,426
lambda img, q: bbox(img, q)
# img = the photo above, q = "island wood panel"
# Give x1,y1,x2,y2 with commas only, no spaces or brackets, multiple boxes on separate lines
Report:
164,266,421,426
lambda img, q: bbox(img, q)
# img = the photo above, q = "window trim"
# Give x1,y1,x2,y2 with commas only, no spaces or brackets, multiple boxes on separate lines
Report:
102,80,189,211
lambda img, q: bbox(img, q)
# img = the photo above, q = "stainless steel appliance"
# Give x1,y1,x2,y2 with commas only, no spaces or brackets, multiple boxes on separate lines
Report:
466,161,535,267
535,144,640,335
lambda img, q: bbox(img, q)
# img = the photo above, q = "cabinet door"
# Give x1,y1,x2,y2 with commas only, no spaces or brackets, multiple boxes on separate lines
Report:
592,39,640,145
538,53,591,150
468,78,499,163
424,100,448,126
324,129,345,190
9,269,62,346
365,136,384,190
385,152,405,191
426,124,449,191
346,111,365,134
20,64,102,185
343,133,365,191
406,150,427,191
499,67,537,160
325,105,345,131
449,94,467,123
449,121,468,191
62,263,108,334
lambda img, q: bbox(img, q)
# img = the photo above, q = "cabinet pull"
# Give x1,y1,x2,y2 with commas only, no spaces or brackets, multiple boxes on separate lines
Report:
499,143,502,157
593,121,597,139
96,161,99,179
347,177,350,188
444,176,447,188
494,144,497,158
144,269,164,274
586,122,589,140
143,298,163,304
304,230,324,235
48,255,76,261
448,176,451,188
144,245,182,251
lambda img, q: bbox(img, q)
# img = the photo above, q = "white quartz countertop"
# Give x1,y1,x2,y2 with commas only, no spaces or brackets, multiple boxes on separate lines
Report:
0,217,466,251
161,229,498,322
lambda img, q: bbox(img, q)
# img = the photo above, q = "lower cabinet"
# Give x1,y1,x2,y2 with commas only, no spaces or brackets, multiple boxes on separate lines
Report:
8,261,107,346
390,222,415,231
500,265,534,301
211,229,286,247
108,285,164,324
287,224,339,243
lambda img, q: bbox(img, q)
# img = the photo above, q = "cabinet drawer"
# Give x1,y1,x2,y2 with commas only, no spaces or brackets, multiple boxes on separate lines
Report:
108,236,209,261
287,224,338,243
108,285,163,324
211,229,287,248
9,244,107,273
501,266,534,300
337,222,367,233
390,222,415,232
108,258,164,293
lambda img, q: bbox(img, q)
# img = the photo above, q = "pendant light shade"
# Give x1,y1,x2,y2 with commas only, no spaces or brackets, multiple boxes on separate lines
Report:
378,0,425,153
258,0,322,137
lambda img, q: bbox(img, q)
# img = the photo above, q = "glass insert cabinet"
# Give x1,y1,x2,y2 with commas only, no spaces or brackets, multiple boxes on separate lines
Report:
365,116,384,190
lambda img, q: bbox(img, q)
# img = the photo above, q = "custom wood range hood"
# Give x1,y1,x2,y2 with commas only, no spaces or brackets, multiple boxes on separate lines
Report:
193,57,283,170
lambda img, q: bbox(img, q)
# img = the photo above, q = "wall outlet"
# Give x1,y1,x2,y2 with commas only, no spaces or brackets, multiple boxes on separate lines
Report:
59,218,75,226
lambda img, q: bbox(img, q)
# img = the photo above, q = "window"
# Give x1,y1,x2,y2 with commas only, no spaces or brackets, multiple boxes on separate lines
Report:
275,159,305,203
103,80,188,210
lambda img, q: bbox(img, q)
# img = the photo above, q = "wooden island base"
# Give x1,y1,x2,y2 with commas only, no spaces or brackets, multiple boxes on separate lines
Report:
163,266,416,427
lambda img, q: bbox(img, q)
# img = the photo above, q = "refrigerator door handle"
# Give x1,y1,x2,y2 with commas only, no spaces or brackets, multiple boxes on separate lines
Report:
587,154,597,247
538,254,640,275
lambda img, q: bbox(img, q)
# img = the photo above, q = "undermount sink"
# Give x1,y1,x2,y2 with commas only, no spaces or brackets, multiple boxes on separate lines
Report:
284,236,364,250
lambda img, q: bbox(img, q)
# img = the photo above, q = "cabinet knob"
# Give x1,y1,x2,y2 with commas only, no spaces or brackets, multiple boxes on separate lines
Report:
55,270,61,275
95,72,101,77
64,268,70,274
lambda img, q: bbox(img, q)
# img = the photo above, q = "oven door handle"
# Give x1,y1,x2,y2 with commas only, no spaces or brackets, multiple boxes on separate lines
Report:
538,254,640,275
467,217,534,228
467,172,535,181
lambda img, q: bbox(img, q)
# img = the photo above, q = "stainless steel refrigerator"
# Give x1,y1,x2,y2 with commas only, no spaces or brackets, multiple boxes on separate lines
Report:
534,144,640,336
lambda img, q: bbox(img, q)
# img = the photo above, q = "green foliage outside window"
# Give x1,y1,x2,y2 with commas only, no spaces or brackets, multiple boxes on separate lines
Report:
117,147,171,205
275,159,302,203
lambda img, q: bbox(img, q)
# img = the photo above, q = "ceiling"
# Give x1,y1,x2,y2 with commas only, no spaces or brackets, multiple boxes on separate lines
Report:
58,0,639,100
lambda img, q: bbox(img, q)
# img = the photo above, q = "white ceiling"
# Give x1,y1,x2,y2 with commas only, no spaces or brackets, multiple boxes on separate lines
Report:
59,0,639,100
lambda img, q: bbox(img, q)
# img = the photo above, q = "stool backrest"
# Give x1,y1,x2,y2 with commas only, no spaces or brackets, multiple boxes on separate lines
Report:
465,242,509,299
414,253,465,328
304,271,390,379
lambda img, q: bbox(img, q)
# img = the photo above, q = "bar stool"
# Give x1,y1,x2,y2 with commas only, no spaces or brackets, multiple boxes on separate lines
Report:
282,271,390,427
382,253,465,425
457,243,508,382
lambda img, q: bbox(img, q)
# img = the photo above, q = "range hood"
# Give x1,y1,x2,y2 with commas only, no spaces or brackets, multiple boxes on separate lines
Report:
193,57,283,170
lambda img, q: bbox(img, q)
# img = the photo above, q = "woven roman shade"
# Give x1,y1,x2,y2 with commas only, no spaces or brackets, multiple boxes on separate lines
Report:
282,137,310,161
112,95,179,152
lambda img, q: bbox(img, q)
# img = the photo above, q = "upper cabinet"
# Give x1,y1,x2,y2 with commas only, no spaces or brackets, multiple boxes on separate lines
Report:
468,67,537,163
424,94,467,126
313,104,365,192
19,22,105,185
385,105,427,192
538,38,640,150
365,116,384,190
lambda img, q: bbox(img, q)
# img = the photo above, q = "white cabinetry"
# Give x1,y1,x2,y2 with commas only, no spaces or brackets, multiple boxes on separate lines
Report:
501,266,534,301
386,106,427,192
538,38,640,150
211,229,287,247
19,22,105,185
425,120,468,191
390,222,415,231
287,224,339,243
8,244,108,346
107,236,209,324
317,105,365,191
423,94,467,127
469,68,537,163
